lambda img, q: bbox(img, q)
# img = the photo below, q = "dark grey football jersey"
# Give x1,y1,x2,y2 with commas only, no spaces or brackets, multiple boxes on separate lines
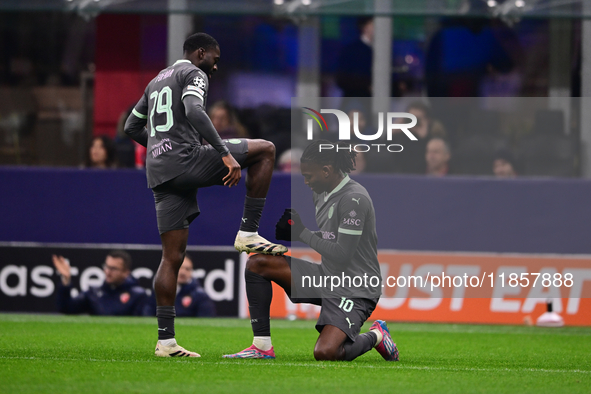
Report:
132,60,210,188
312,175,382,298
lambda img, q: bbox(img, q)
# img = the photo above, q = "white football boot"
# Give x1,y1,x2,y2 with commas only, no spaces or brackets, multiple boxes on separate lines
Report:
155,341,201,357
234,233,287,255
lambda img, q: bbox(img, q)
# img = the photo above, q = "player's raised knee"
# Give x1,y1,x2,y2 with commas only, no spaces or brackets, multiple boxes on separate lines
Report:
260,139,276,159
246,139,276,162
245,253,269,274
251,139,275,157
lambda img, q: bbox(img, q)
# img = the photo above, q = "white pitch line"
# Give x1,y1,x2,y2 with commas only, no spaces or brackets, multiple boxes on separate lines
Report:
215,361,591,375
1,316,589,337
0,356,589,375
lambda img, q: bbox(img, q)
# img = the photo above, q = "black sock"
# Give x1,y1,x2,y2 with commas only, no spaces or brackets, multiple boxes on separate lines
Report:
342,331,377,361
245,270,272,337
240,196,266,232
156,306,176,340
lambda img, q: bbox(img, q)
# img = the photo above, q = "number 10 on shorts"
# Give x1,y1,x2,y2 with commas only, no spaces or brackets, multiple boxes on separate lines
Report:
339,297,354,312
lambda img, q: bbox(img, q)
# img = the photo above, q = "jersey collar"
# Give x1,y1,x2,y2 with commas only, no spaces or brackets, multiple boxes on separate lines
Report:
173,59,191,65
324,174,350,202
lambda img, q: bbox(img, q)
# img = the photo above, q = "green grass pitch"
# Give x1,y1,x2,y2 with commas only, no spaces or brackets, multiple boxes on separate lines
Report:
1,314,590,393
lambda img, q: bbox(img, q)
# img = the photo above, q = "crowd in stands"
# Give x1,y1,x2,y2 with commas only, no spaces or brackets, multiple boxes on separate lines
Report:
38,12,573,179
86,98,575,179
0,11,578,178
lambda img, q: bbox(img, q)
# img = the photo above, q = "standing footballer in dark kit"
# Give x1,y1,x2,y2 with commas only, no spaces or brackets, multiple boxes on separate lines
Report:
224,140,399,362
124,33,287,358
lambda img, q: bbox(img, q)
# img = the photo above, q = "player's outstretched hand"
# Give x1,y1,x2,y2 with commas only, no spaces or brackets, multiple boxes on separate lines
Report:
52,255,72,286
275,208,305,241
222,154,241,187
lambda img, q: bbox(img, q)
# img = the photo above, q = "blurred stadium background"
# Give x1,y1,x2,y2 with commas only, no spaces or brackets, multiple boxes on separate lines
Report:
1,0,590,327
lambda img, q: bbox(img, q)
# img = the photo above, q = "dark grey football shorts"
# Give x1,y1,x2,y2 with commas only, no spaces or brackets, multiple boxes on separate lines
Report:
285,256,378,342
152,138,249,234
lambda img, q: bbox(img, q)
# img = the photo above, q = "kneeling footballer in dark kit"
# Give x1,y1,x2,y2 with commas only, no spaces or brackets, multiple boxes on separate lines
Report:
224,140,399,361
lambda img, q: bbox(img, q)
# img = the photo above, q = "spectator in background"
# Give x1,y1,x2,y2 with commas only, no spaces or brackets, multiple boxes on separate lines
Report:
83,135,117,169
391,101,447,174
425,1,521,143
425,137,451,176
114,106,138,168
425,7,516,97
277,148,303,173
493,148,518,178
345,106,369,175
175,254,216,317
52,250,149,315
336,17,374,98
336,17,409,100
406,101,446,140
135,143,147,169
208,100,249,140
144,254,216,317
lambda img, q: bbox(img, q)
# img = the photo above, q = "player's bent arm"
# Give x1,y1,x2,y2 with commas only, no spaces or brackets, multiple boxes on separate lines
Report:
298,193,370,261
299,228,362,262
183,95,230,157
311,230,323,238
124,112,148,147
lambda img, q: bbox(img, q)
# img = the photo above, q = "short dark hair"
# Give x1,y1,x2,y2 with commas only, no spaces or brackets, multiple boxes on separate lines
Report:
301,139,357,174
357,17,373,30
493,148,516,167
183,33,219,54
107,250,132,271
